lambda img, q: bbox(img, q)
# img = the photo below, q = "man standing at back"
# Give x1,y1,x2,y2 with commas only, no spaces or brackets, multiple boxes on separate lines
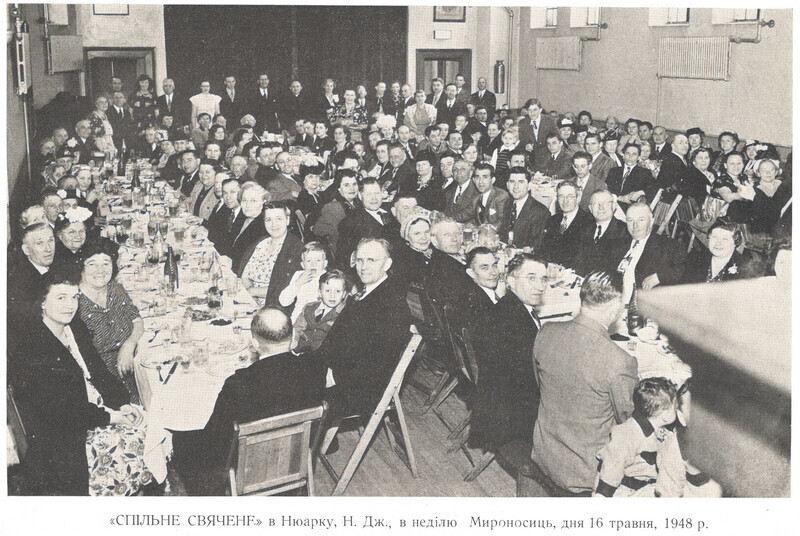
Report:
531,271,637,496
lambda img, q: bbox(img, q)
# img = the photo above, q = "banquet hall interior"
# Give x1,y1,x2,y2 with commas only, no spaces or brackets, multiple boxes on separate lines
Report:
5,4,792,498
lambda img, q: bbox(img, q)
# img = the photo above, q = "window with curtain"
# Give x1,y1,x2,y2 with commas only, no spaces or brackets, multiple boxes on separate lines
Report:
712,8,761,24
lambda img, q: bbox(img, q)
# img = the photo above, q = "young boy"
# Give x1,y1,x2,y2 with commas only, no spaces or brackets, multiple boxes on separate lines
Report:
594,377,721,498
279,242,328,323
292,269,348,353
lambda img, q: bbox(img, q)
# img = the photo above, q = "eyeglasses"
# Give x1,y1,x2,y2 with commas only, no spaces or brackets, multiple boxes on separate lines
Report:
557,194,578,200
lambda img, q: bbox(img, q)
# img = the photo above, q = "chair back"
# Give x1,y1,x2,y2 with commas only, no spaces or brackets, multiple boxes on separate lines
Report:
655,194,683,235
7,386,28,462
442,303,477,385
406,281,447,344
228,405,325,496
649,188,663,211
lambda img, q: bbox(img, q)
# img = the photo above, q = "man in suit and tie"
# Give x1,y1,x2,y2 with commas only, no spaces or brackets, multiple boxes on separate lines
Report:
472,162,510,234
137,126,162,165
171,308,325,495
176,150,202,196
398,83,415,120
107,91,135,151
369,81,394,118
207,177,241,254
428,217,473,309
219,75,242,124
466,107,489,144
605,143,657,207
470,253,546,453
66,120,94,165
380,144,416,198
574,189,630,276
469,77,496,119
426,77,445,108
532,271,637,496
336,179,400,270
652,125,672,159
502,167,550,252
189,160,221,221
396,125,418,163
616,202,687,306
249,73,280,134
443,159,479,224
437,83,467,130
454,74,470,105
318,238,412,420
541,181,593,269
462,246,502,332
584,133,615,183
656,134,691,195
533,133,573,179
571,151,608,212
156,78,188,129
518,98,558,153
265,151,303,203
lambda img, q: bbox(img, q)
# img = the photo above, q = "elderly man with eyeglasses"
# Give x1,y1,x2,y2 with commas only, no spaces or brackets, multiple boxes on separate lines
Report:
541,181,593,269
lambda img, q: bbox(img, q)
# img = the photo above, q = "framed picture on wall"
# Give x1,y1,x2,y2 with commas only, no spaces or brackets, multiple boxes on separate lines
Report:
92,4,129,16
433,6,466,23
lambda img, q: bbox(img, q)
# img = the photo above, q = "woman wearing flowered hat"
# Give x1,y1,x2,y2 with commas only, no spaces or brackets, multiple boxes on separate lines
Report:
52,205,93,270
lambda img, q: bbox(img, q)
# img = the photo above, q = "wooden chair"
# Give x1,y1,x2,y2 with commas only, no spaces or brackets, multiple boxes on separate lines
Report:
226,404,325,496
317,330,423,496
654,194,683,235
648,188,663,211
405,282,450,399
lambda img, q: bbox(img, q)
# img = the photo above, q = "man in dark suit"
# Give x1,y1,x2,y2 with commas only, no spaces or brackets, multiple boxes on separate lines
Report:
396,125,418,163
454,74,470,106
427,218,473,309
156,78,189,128
380,144,416,197
541,181,593,269
67,120,94,165
616,202,687,306
398,83,415,120
108,91,136,152
469,77,496,119
532,271,637,495
171,308,325,495
253,146,281,190
137,126,162,165
518,98,558,152
369,81,395,118
176,150,202,197
248,73,280,134
461,246,501,333
207,177,241,255
571,151,608,212
426,77,445,108
584,132,615,184
472,162,510,235
469,253,546,452
9,223,55,321
318,238,412,419
336,179,400,270
652,125,672,159
502,167,551,252
574,189,630,276
656,134,691,195
466,106,489,144
442,159,479,224
281,80,310,128
437,83,467,130
219,75,242,124
605,143,657,207
533,133,574,179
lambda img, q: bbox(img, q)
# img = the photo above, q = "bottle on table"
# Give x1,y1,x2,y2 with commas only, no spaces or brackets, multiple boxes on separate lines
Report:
164,245,179,291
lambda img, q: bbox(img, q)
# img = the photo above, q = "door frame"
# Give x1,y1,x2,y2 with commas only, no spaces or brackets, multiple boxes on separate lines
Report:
83,47,156,100
415,49,472,93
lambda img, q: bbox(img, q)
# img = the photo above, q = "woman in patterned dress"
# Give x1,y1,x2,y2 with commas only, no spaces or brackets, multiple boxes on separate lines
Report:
129,74,158,136
77,238,144,404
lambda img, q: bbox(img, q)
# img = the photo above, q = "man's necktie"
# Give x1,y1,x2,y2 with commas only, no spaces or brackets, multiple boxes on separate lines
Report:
560,213,569,234
617,240,640,273
621,167,631,190
594,225,602,243
315,309,325,322
510,202,518,228
479,199,487,221
454,185,463,204
552,154,557,161
532,121,538,131
227,209,236,233
378,210,389,226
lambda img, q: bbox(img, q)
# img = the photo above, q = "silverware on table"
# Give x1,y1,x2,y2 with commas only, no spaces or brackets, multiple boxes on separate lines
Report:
162,361,179,385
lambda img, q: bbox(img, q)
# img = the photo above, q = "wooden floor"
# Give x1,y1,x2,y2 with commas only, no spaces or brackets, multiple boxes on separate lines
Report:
312,368,517,497
166,364,517,497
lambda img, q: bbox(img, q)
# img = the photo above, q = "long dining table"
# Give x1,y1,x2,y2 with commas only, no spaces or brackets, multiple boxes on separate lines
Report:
101,179,261,484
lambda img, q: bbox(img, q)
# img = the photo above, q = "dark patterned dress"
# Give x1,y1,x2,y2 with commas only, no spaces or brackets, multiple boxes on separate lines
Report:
78,279,141,404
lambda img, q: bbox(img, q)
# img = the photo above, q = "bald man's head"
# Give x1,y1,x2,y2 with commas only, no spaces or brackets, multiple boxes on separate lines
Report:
251,308,292,353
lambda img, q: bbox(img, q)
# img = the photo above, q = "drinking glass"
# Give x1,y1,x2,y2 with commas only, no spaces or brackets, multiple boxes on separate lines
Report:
133,231,145,248
547,263,563,285
159,220,169,237
173,225,186,244
121,216,133,231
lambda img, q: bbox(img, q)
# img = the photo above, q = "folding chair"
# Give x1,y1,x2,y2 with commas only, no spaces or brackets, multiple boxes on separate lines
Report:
648,188,663,211
7,386,28,464
226,405,325,496
317,330,423,496
405,282,450,398
442,322,482,465
653,194,683,235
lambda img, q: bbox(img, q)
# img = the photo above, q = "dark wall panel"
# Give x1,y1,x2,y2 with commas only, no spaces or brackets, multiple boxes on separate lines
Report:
164,5,407,97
